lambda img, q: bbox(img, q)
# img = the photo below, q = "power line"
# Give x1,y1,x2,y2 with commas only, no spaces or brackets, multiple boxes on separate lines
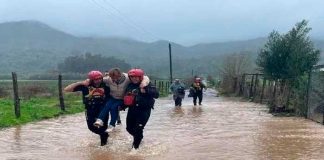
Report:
101,0,162,40
87,0,162,41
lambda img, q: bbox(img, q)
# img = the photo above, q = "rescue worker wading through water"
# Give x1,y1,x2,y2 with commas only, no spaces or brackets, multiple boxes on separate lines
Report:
121,68,159,150
64,71,110,146
93,68,150,133
190,77,207,106
169,79,186,107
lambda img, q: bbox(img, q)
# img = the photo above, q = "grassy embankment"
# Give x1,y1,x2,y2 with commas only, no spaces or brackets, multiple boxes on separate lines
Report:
0,94,84,128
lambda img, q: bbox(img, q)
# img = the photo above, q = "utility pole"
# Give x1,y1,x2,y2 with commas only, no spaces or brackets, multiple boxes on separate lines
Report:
169,43,173,83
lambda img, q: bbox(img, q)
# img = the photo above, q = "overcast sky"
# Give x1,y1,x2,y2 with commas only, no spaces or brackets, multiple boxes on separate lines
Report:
1,0,324,46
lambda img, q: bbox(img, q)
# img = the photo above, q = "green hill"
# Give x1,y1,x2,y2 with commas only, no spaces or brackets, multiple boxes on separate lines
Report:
0,20,323,78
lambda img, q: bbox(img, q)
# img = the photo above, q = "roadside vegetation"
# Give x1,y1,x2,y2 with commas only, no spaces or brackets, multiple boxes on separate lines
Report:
0,94,83,128
0,79,170,128
218,20,321,117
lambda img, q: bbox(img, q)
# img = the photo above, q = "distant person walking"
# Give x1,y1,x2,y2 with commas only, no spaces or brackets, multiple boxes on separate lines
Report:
64,71,110,146
190,77,207,106
169,79,186,107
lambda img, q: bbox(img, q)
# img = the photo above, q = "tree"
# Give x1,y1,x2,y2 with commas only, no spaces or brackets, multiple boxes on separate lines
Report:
257,20,320,84
218,52,253,93
58,53,131,73
219,53,253,79
256,31,287,80
256,20,320,114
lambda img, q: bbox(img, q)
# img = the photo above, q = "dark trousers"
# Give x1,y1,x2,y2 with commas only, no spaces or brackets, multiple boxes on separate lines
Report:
173,94,183,106
85,105,108,136
193,93,203,105
175,97,182,106
126,108,151,149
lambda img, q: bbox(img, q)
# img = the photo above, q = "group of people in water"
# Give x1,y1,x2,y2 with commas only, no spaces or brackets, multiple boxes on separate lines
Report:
170,77,207,107
64,68,206,150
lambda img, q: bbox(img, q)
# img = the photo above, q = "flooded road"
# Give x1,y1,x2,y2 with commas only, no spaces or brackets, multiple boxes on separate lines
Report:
1,89,324,160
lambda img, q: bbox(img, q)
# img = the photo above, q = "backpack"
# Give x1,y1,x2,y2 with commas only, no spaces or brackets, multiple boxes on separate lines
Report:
188,87,195,97
177,86,185,95
124,93,135,106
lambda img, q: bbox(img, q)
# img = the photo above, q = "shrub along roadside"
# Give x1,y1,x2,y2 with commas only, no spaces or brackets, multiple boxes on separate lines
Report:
0,94,84,128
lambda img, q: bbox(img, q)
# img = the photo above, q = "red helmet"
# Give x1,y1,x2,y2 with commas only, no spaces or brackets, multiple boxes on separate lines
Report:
88,71,103,80
128,68,144,80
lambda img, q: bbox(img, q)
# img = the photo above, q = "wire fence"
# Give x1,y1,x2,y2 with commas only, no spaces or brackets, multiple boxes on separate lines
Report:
307,65,324,123
221,64,324,124
0,73,171,118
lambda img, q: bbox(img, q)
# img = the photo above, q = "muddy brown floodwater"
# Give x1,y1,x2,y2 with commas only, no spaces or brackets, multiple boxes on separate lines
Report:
1,89,324,160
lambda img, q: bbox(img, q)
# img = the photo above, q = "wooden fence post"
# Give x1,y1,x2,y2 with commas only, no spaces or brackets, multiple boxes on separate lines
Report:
159,81,162,92
166,81,170,93
249,75,254,99
58,74,65,111
252,74,259,101
270,80,277,112
12,72,20,118
233,77,238,93
241,74,246,96
306,69,312,119
260,77,266,104
162,81,164,93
